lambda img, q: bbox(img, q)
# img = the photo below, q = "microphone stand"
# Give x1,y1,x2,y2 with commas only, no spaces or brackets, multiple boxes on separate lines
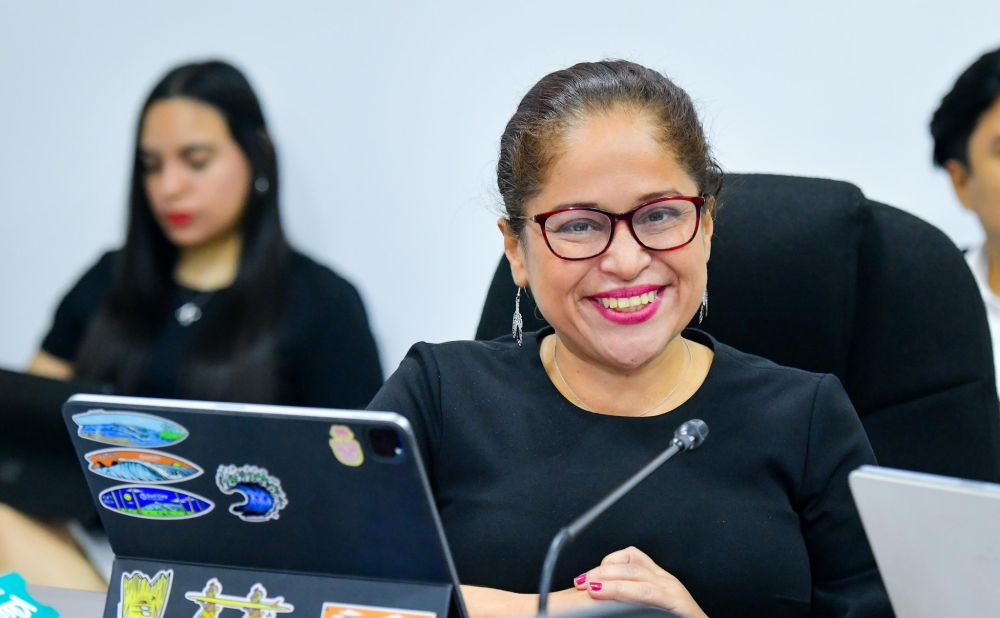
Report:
537,419,708,614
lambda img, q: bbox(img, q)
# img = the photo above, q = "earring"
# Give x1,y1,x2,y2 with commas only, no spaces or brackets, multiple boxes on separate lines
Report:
698,289,709,324
254,177,270,193
512,287,524,346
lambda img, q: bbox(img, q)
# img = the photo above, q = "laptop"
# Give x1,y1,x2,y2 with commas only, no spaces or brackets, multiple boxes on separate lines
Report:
0,367,111,520
63,394,468,618
849,465,1000,618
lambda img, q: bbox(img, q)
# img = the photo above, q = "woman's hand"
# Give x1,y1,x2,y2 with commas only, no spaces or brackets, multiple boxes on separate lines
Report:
461,585,597,618
574,547,708,618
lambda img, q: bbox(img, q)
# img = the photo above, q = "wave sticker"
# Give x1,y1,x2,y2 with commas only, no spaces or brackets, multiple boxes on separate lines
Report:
85,448,203,484
119,569,173,618
185,578,293,617
99,485,214,520
72,410,188,448
215,464,288,522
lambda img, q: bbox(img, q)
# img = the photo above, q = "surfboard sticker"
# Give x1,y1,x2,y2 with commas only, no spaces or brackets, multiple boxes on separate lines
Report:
72,409,189,448
118,569,173,618
99,485,214,520
185,578,293,617
329,425,364,467
215,464,288,522
85,448,203,484
320,602,437,618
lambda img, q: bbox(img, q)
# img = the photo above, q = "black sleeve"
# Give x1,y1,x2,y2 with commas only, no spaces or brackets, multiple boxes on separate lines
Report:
40,251,117,362
367,343,443,487
289,271,384,410
801,375,894,618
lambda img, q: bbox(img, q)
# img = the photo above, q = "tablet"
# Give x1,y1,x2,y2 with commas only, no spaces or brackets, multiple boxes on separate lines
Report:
63,394,468,618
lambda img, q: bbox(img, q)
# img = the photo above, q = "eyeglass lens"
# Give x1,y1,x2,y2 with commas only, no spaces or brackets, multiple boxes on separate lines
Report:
542,199,698,259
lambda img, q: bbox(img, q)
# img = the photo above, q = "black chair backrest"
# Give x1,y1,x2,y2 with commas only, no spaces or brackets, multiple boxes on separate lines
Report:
477,173,1000,482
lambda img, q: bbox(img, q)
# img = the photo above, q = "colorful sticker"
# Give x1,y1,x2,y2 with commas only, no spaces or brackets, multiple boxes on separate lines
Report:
329,425,364,467
215,464,288,522
119,569,173,618
73,409,189,448
321,602,437,618
99,485,215,520
0,572,60,618
85,448,203,484
185,578,293,617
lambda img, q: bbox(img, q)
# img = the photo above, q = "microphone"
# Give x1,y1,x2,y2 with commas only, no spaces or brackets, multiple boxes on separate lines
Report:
537,419,709,613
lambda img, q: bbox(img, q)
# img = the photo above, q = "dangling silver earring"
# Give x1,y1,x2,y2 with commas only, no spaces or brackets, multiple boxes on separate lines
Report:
512,287,524,346
698,289,708,324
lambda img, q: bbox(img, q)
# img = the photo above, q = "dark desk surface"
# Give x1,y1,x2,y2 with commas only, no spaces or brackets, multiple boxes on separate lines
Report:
26,584,105,618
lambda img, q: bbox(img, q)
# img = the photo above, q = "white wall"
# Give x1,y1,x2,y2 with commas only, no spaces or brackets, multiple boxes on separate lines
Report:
1,1,998,376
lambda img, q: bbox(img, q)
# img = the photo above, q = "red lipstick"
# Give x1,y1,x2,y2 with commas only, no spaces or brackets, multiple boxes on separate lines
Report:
165,212,193,227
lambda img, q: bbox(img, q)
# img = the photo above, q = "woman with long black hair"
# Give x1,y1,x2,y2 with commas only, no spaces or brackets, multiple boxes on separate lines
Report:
4,60,382,588
29,60,382,406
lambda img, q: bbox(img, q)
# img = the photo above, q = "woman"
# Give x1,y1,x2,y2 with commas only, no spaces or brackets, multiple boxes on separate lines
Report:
6,60,383,589
29,60,382,407
370,61,892,617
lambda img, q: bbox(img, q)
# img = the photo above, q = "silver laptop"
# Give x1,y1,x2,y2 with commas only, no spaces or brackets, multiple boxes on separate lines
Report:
849,465,1000,618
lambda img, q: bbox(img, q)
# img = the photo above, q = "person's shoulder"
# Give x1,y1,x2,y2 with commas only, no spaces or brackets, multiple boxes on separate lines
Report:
61,248,120,304
702,333,832,397
716,340,822,380
402,332,532,372
287,251,357,292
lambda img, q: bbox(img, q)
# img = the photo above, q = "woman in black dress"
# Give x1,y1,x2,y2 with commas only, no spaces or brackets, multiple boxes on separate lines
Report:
29,60,382,408
5,60,383,589
370,61,892,617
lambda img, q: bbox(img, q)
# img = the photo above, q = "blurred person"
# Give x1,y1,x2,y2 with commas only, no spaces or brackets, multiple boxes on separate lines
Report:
4,60,383,589
931,46,1000,392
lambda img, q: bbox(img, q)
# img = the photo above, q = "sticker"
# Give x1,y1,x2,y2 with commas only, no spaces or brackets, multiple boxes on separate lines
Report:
215,464,288,522
185,578,293,617
0,572,60,618
119,569,173,618
99,485,215,520
321,602,437,618
73,409,189,448
85,448,203,484
329,425,364,467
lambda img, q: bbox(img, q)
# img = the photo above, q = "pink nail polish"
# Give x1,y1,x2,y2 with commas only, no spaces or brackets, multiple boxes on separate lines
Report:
574,574,587,586
590,582,603,592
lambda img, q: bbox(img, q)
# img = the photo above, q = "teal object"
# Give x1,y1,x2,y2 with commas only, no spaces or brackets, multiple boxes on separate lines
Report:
0,573,60,617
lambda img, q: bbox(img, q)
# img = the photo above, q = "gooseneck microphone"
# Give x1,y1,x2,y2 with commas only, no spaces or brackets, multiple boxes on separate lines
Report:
537,419,709,613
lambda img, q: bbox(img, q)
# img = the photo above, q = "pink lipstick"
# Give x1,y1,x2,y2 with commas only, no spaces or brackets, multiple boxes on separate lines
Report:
588,285,666,325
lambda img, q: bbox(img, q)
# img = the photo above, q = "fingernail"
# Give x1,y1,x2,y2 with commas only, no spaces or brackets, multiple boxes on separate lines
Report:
589,582,603,591
574,574,587,586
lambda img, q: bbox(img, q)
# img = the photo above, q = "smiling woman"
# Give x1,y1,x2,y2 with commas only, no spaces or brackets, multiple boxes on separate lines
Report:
368,60,893,618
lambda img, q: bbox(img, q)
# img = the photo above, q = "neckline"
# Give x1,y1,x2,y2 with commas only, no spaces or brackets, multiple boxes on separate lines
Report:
526,326,717,420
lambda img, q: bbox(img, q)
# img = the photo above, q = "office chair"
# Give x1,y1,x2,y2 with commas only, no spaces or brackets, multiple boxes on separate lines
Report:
477,174,1000,482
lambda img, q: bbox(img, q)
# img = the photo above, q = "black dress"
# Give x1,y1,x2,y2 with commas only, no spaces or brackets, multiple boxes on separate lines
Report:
368,328,892,618
42,250,383,409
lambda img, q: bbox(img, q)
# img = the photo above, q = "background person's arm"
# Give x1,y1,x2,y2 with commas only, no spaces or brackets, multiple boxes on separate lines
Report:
26,349,73,380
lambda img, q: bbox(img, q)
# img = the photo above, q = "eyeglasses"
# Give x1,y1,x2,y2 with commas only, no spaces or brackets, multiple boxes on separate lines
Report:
521,196,706,261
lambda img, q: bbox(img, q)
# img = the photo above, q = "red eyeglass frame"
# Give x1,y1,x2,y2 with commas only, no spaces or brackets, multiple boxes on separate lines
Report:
525,195,706,261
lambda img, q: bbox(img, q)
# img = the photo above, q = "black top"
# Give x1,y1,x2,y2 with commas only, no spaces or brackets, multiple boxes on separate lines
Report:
42,250,383,409
369,328,892,618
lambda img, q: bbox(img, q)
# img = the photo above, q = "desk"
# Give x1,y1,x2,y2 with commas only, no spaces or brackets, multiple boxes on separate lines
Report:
26,585,105,618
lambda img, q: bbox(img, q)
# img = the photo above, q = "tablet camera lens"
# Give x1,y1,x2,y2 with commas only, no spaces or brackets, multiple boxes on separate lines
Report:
368,428,404,459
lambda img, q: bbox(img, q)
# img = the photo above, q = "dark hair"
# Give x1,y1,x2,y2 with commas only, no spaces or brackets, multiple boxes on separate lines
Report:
931,46,1000,167
75,60,291,403
497,59,723,233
